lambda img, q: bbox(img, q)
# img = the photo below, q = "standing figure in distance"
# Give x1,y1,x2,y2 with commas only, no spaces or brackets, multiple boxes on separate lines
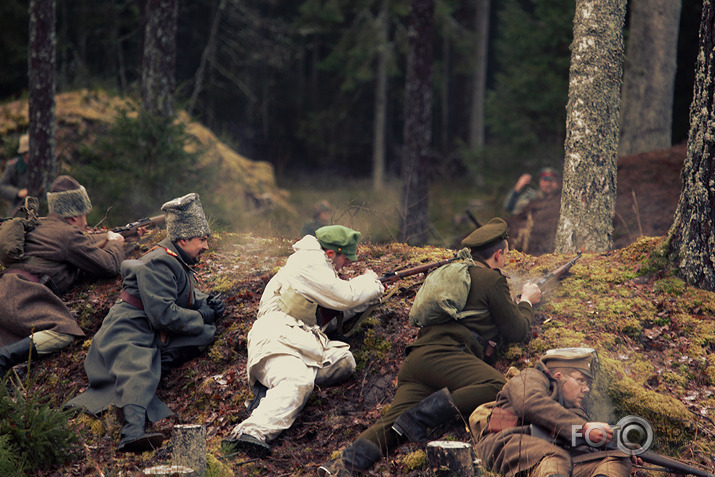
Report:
223,225,384,457
299,200,333,237
0,133,31,216
503,167,561,215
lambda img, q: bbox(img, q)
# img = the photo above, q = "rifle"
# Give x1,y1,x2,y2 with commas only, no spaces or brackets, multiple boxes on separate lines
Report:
534,250,582,292
530,424,714,477
112,215,165,238
318,255,459,327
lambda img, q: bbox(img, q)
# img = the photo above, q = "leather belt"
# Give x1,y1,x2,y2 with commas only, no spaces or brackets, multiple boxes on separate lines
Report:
120,290,145,310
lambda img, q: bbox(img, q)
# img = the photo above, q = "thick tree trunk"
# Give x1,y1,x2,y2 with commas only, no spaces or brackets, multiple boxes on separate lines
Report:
666,0,715,291
372,0,389,192
28,0,57,196
618,0,682,156
555,0,626,253
400,0,434,245
469,0,489,149
142,0,177,117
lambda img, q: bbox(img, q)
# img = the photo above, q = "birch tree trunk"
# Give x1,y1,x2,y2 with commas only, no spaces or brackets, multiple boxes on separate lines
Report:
554,0,627,253
142,0,177,117
28,0,57,196
618,0,682,156
400,0,434,245
666,0,715,291
372,0,389,192
469,0,490,149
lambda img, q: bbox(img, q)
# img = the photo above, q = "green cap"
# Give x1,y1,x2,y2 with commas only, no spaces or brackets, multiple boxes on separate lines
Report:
316,225,361,261
542,347,598,378
461,217,509,249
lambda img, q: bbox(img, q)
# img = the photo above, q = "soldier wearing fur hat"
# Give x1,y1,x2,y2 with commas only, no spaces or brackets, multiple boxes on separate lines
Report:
504,166,562,215
318,218,541,476
0,133,31,215
67,192,224,453
222,225,384,457
475,347,634,477
0,175,127,375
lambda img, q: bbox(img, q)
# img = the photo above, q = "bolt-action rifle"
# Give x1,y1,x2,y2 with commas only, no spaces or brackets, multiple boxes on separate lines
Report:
112,215,165,238
534,250,582,292
317,255,459,328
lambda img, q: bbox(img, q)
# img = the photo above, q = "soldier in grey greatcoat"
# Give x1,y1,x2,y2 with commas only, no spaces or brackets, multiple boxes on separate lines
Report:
0,133,31,216
67,193,224,453
0,175,126,375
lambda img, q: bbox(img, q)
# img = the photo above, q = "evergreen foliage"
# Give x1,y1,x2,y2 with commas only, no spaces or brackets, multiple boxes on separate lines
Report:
486,0,574,164
72,108,215,226
0,375,79,471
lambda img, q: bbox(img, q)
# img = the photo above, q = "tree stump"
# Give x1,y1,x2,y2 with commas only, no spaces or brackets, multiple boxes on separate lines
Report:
171,424,207,476
143,464,195,476
426,440,476,476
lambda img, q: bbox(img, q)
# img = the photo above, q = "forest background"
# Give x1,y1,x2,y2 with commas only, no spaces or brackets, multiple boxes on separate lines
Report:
0,0,702,248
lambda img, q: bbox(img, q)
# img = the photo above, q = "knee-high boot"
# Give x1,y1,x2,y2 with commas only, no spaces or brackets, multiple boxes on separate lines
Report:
116,404,165,453
0,337,38,376
317,438,382,476
391,387,460,442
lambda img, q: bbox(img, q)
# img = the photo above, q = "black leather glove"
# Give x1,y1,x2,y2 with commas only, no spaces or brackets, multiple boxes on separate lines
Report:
198,302,216,325
207,294,225,319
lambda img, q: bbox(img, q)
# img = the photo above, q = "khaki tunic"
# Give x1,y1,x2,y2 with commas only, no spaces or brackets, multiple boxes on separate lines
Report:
358,259,533,453
66,238,216,422
476,362,629,477
0,215,125,345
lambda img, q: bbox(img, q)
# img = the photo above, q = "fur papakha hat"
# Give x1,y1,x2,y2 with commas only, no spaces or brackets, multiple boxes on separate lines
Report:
161,192,210,241
47,175,92,217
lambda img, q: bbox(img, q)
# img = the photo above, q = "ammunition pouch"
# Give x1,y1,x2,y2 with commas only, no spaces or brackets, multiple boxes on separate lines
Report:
278,286,319,326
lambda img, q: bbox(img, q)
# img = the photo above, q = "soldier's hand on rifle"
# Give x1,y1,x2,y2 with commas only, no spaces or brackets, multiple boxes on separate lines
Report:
106,231,125,243
520,282,542,305
207,294,225,319
582,421,614,445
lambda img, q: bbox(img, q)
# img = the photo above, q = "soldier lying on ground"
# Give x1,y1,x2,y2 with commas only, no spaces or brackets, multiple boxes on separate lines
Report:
67,192,225,453
0,175,127,376
318,218,542,476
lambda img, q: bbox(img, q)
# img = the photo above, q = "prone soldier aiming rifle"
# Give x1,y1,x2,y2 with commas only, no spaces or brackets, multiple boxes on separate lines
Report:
111,215,166,239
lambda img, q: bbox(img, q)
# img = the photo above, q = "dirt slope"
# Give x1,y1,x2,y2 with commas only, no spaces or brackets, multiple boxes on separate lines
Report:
11,229,714,476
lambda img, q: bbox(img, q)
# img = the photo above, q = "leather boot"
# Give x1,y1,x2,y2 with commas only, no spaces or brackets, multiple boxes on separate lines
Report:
318,438,382,476
0,337,38,376
391,387,459,442
160,346,201,374
116,404,165,453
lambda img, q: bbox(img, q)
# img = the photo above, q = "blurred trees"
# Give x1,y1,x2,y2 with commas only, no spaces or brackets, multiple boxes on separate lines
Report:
1,0,702,191
618,0,682,156
141,0,178,117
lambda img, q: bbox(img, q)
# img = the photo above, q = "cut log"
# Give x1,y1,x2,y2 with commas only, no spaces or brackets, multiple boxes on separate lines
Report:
426,440,476,476
172,424,207,476
143,464,195,476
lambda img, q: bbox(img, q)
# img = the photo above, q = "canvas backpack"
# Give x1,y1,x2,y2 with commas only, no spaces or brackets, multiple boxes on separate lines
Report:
408,247,487,327
0,196,40,267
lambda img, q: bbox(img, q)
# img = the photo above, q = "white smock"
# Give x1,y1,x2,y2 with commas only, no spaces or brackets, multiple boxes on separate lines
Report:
229,235,384,443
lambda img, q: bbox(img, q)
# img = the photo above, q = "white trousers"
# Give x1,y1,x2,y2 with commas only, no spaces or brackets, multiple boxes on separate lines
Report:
230,346,355,443
31,330,74,355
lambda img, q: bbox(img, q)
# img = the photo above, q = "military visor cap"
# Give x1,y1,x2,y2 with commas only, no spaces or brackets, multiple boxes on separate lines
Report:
316,225,361,261
461,217,509,249
542,347,598,378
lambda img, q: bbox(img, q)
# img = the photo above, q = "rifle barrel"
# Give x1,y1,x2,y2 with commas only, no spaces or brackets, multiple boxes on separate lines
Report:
379,256,457,283
640,451,715,477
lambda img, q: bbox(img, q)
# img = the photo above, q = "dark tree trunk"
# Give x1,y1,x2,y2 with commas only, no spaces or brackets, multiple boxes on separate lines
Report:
372,0,389,192
28,0,57,196
666,0,715,291
142,0,177,117
469,0,489,149
555,0,627,253
400,0,434,245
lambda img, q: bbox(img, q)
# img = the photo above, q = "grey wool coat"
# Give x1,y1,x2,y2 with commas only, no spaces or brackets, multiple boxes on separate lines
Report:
0,214,125,346
67,238,216,422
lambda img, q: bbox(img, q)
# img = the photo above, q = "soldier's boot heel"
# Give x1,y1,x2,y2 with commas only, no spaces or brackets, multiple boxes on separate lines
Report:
391,387,460,442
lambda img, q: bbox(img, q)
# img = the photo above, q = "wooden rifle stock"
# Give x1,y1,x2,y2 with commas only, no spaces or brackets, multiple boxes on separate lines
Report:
112,214,165,238
535,251,582,290
318,255,458,326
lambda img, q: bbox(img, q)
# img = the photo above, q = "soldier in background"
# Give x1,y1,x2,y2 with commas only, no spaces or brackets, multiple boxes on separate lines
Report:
299,200,333,237
504,167,561,215
0,133,31,216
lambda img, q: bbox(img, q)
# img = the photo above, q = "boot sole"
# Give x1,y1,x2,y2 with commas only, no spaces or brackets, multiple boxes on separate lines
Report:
117,432,165,453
